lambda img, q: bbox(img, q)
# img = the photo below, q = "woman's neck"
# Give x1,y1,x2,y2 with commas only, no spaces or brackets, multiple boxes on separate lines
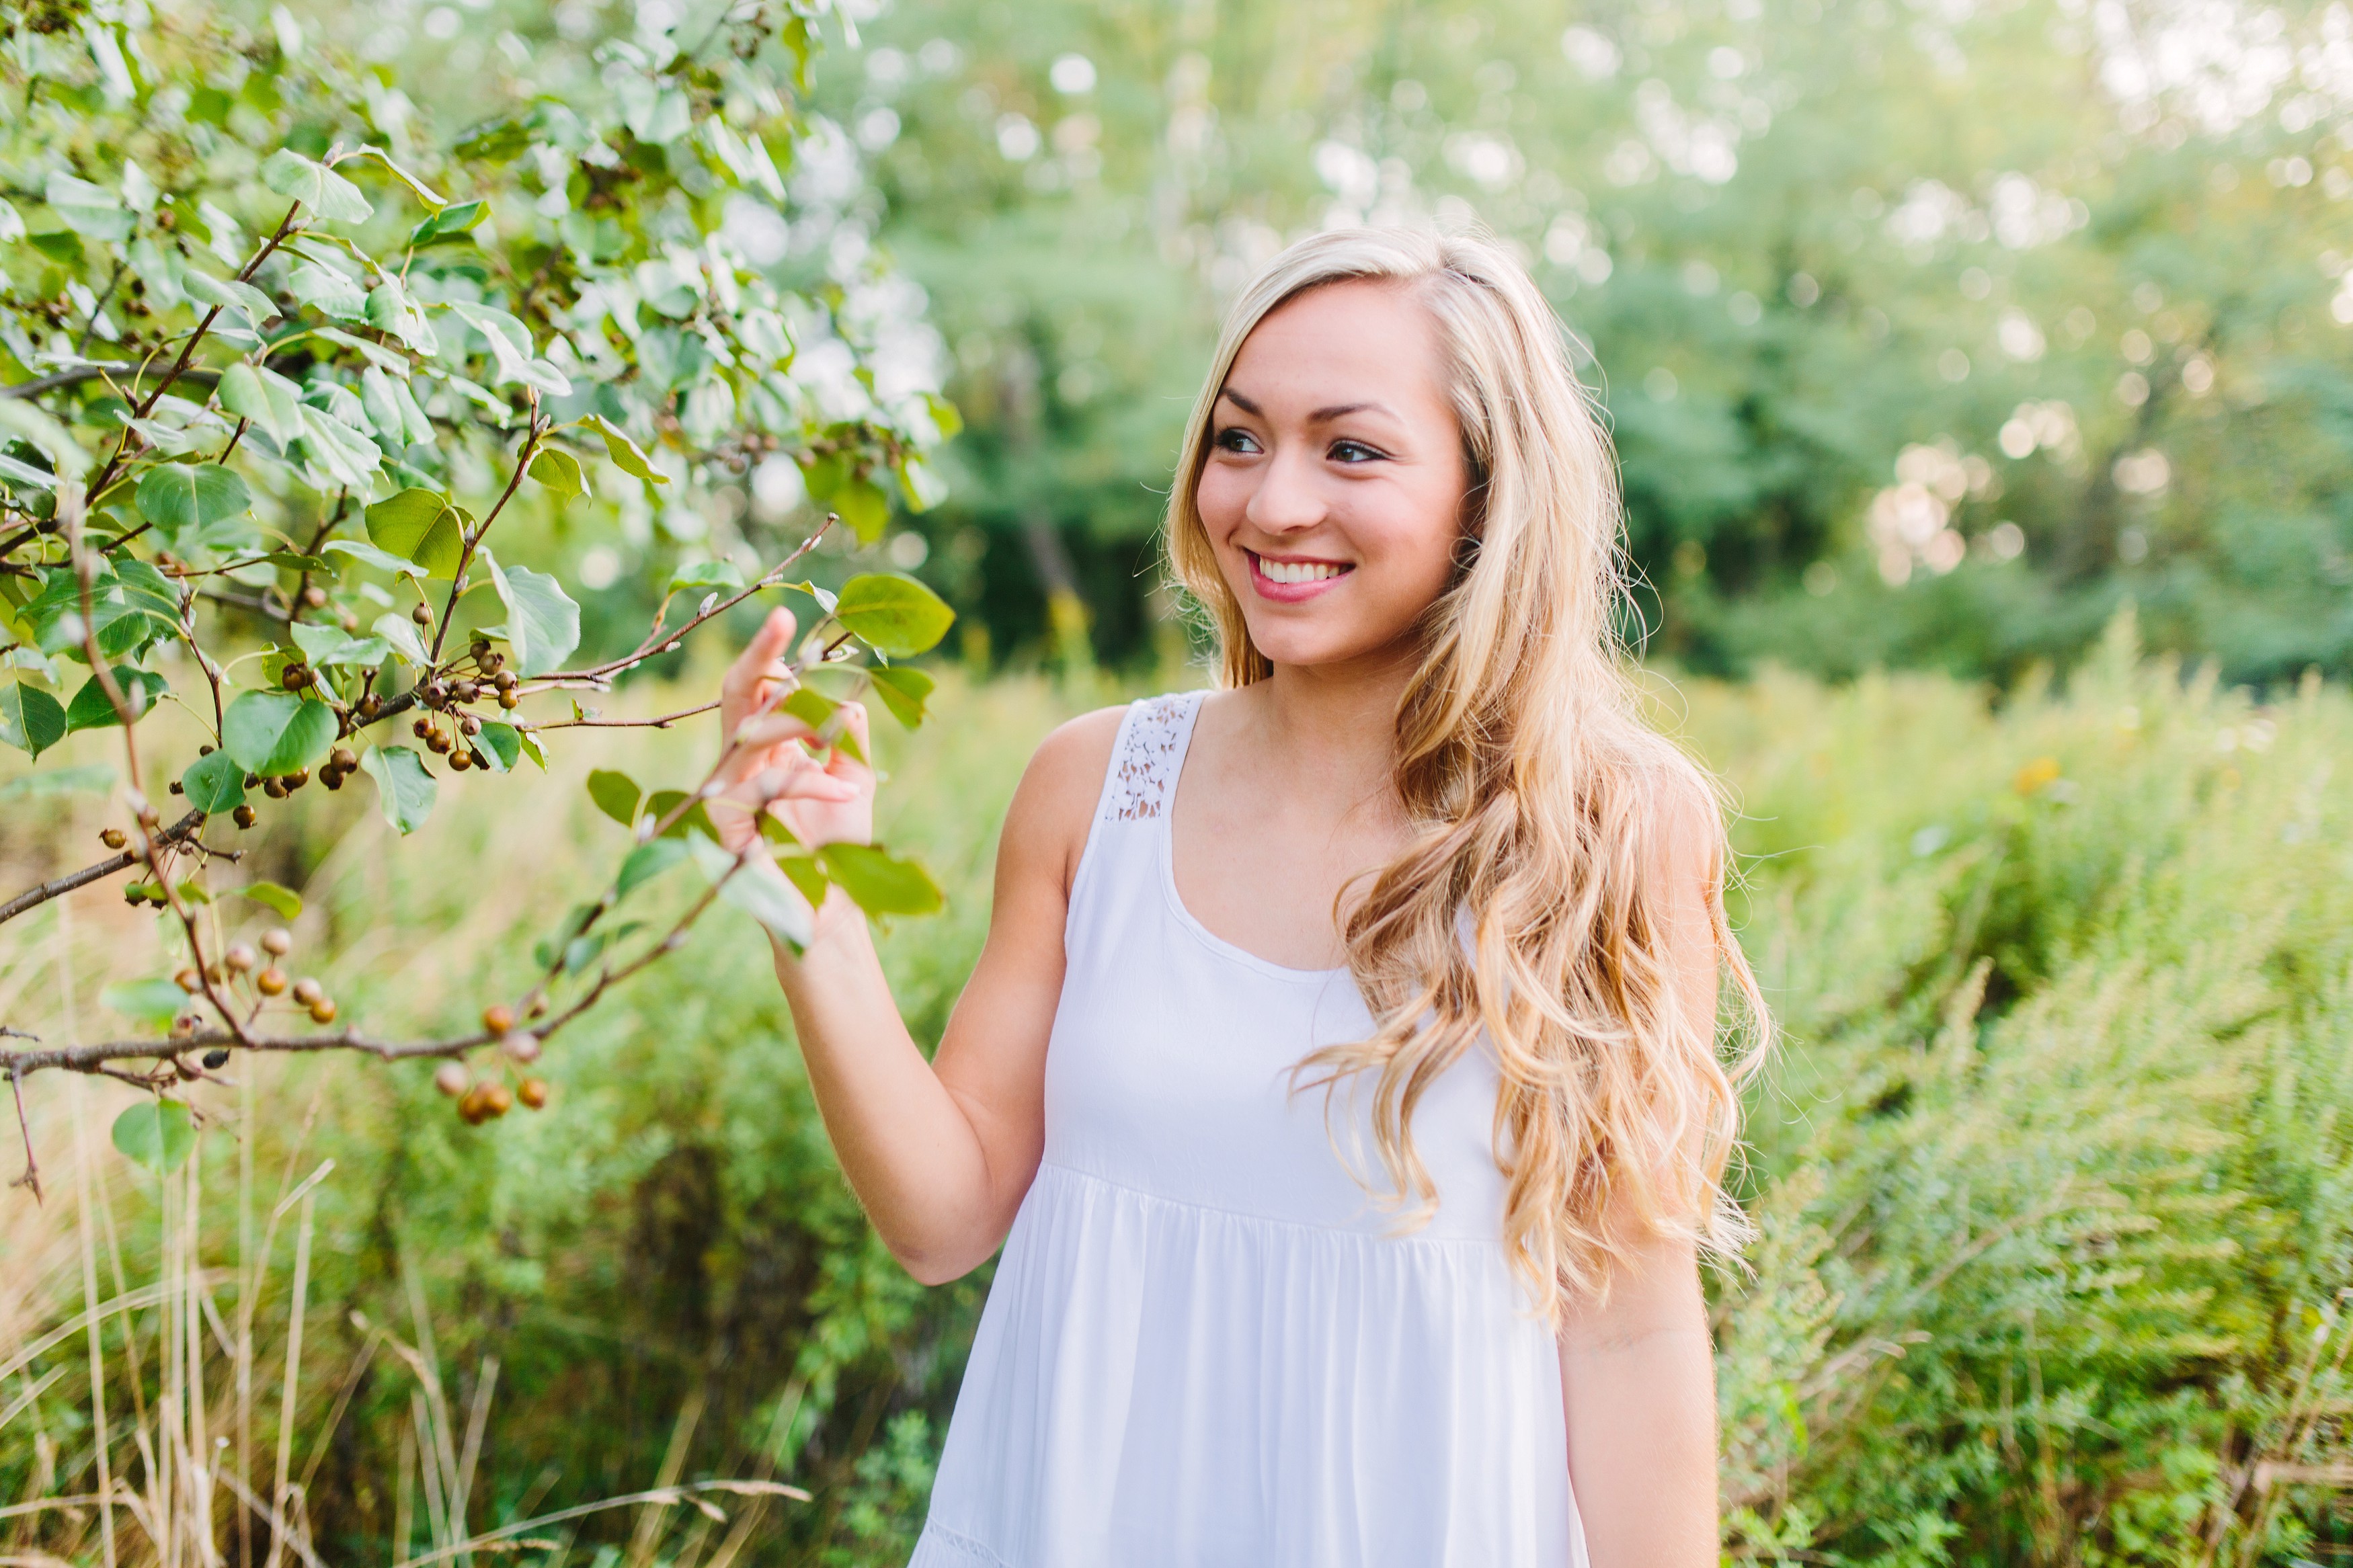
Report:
1234,643,1417,829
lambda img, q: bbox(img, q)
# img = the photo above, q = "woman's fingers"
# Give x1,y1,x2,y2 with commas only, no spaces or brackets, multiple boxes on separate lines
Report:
720,606,799,705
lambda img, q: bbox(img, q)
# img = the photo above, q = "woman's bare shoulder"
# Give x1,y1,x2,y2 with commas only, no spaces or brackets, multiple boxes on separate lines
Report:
998,704,1129,893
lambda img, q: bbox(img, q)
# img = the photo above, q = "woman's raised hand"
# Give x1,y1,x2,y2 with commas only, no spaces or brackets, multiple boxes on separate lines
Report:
707,606,875,855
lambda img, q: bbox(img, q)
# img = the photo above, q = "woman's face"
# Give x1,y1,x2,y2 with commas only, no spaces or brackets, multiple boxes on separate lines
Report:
1195,280,1471,673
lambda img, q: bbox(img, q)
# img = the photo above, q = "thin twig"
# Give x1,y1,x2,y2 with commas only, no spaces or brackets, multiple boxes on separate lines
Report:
527,700,721,731
545,513,835,683
0,811,206,927
6,1067,37,1202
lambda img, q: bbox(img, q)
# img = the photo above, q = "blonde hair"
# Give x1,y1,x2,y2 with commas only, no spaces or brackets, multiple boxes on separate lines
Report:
1164,226,1770,1323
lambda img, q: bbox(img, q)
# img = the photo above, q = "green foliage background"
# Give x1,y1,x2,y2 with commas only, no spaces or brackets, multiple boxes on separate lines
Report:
5,0,2353,1561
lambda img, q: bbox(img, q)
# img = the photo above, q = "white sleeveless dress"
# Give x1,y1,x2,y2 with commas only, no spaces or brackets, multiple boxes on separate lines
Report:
906,692,1585,1568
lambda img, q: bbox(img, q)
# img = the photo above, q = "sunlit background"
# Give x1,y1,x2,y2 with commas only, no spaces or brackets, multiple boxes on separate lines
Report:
6,0,2353,1563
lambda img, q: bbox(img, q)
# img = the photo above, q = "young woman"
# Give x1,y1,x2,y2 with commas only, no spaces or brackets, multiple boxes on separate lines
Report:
704,226,1767,1567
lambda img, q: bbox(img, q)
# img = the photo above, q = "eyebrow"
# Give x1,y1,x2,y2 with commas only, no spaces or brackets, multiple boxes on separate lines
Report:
1218,388,1395,424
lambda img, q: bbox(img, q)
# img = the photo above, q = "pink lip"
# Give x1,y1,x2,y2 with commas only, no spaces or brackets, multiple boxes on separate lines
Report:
1244,549,1354,604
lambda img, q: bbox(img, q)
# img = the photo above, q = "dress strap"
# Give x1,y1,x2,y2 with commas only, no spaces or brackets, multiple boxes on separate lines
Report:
1099,691,1206,824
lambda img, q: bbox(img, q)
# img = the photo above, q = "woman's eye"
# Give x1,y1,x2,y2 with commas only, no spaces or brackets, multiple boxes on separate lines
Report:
1214,427,1262,454
1329,440,1384,463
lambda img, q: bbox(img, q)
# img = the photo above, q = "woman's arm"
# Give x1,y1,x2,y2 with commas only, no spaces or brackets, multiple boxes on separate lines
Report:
709,608,1121,1284
1558,776,1726,1566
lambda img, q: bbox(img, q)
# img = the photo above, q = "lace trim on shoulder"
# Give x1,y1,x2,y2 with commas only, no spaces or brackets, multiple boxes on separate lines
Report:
912,1521,1010,1567
1105,692,1196,822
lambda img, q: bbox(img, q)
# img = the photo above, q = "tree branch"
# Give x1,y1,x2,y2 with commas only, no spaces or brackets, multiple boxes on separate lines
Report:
0,809,206,926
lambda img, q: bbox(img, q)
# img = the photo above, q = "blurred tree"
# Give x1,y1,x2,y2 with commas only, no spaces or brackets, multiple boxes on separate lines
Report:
841,0,2353,684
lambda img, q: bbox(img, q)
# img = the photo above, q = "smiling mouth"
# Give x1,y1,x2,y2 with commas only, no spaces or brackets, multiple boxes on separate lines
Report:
1246,550,1354,586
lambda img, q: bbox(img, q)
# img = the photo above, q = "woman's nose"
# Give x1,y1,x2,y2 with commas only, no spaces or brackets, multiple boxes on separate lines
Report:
1244,444,1324,533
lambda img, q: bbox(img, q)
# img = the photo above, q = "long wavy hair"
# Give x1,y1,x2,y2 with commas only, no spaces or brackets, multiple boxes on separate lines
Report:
1164,226,1770,1324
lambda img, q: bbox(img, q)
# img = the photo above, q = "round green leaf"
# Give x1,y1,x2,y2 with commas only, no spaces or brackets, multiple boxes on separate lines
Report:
112,1100,197,1173
136,464,250,531
260,149,373,224
834,573,955,659
102,979,188,1028
364,489,465,578
238,881,303,919
487,556,581,675
867,665,935,728
65,667,168,732
180,748,247,813
0,681,67,759
359,744,438,835
527,446,586,505
586,768,641,827
221,691,337,777
818,841,944,917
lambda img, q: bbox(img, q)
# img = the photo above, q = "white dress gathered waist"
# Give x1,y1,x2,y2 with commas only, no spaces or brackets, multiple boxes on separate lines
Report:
907,691,1584,1568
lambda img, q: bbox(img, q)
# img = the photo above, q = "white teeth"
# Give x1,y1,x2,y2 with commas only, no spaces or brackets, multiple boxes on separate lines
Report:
1255,555,1347,585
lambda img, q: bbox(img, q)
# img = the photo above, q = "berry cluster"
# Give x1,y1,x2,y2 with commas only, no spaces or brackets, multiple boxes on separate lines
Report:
432,1002,553,1125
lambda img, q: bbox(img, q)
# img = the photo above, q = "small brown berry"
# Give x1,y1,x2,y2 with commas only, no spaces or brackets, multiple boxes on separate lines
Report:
481,1082,513,1118
288,767,310,788
426,731,451,754
449,747,473,771
292,977,324,1006
499,690,519,710
308,998,337,1024
301,585,327,609
169,779,184,794
411,602,433,626
458,1082,491,1122
281,663,311,690
331,747,358,770
173,1050,201,1076
170,1015,197,1040
500,1030,541,1064
460,714,481,737
434,1061,471,1097
340,610,360,632
262,928,292,956
321,767,345,790
175,966,202,992
224,942,257,973
263,777,288,798
422,679,448,708
358,694,383,720
413,718,432,738
452,679,479,702
516,1077,549,1110
483,1003,516,1035
202,1048,231,1069
101,827,127,850
256,966,288,996
233,805,257,829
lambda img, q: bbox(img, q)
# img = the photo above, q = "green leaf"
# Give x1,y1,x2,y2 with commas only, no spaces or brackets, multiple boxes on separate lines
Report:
264,553,333,573
667,560,744,595
615,836,688,898
896,456,947,513
180,749,246,813
777,854,829,909
65,667,168,732
364,489,465,577
686,831,813,949
221,691,336,777
218,362,306,446
136,464,250,532
517,728,547,770
834,573,955,658
182,270,277,329
643,789,717,841
820,841,945,918
359,745,437,834
832,478,890,544
867,664,936,728
46,171,133,241
111,1100,197,1173
288,622,390,668
781,686,838,731
370,612,430,666
323,538,431,579
469,720,520,774
239,881,303,919
0,763,112,799
409,198,487,245
580,413,668,489
0,682,67,758
348,145,448,206
487,556,580,675
586,768,641,827
102,980,186,1030
287,259,368,319
528,446,586,505
260,149,373,224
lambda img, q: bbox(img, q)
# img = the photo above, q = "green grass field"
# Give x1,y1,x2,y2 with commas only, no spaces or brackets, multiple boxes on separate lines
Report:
4,615,2350,1566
